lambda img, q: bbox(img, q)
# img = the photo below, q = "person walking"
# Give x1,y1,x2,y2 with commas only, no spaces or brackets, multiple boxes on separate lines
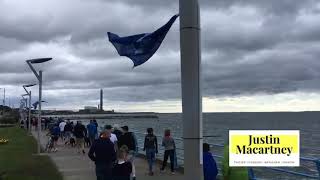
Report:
203,143,218,180
143,128,158,176
49,123,60,152
88,130,116,180
93,119,98,127
87,120,98,146
64,120,73,145
93,119,99,139
45,118,50,130
59,120,66,141
113,124,122,140
104,125,118,144
112,145,132,180
33,117,38,131
160,129,176,174
26,117,30,130
74,121,87,154
118,126,137,180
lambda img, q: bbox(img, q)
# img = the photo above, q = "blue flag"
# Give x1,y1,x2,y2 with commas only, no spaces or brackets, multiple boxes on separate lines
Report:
107,14,179,67
32,100,46,109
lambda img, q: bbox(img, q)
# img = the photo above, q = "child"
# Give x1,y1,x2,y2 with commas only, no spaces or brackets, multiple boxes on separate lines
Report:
203,143,218,180
143,128,158,176
160,129,176,174
112,145,132,180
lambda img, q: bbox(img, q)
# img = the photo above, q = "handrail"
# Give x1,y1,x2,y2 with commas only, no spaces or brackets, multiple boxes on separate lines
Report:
132,130,320,180
266,167,319,179
301,157,318,161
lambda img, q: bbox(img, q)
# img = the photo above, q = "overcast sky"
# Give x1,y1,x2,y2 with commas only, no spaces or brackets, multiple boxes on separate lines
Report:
1,0,320,112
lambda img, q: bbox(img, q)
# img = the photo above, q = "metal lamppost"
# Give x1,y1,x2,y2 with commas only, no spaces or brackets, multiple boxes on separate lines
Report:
180,0,203,179
21,94,28,127
23,84,36,132
1,88,5,106
0,88,5,115
19,98,25,123
26,58,52,154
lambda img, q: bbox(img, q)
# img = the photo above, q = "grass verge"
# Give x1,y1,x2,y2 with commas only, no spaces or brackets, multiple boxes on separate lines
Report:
0,126,63,180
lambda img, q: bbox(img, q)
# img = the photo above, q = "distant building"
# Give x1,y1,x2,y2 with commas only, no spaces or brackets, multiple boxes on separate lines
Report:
105,109,115,113
84,106,97,110
85,106,98,111
79,106,98,113
100,89,103,111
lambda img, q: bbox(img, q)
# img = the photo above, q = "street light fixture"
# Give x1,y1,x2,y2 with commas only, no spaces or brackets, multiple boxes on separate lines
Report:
28,58,52,64
26,57,52,154
23,83,36,133
24,84,37,88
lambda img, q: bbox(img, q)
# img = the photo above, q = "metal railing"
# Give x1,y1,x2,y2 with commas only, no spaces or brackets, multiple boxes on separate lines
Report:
264,157,320,179
132,131,320,180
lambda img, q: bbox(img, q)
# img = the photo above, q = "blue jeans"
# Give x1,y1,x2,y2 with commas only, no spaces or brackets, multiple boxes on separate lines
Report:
146,148,156,172
95,163,112,180
89,134,96,145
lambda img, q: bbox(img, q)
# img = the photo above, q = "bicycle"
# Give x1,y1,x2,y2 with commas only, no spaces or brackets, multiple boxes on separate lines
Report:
45,135,55,153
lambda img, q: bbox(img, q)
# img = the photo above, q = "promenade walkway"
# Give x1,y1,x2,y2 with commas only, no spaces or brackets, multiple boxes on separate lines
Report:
31,130,184,180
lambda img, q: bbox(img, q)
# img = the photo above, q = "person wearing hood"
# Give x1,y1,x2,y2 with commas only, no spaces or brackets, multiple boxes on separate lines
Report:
143,128,158,176
118,126,137,180
87,120,98,145
203,143,218,180
88,130,116,180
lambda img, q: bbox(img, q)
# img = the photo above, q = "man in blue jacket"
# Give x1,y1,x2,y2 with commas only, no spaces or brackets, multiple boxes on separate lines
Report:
87,120,98,146
203,143,218,180
88,130,116,180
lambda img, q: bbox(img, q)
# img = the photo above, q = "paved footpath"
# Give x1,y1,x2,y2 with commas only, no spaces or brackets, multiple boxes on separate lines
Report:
32,130,184,180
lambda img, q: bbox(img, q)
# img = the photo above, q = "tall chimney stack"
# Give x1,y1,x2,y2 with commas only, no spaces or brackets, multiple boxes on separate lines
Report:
100,89,103,111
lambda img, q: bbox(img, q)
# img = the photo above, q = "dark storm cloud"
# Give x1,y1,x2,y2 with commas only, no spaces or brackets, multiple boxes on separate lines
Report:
112,0,316,16
0,36,26,53
2,0,320,108
202,41,320,96
42,55,181,90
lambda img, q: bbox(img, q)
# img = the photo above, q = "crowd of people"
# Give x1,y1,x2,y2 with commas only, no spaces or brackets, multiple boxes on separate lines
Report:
21,116,57,131
44,118,179,179
88,125,137,180
43,118,236,180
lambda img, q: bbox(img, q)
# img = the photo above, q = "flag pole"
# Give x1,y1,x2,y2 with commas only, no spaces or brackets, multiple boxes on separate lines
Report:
179,0,203,179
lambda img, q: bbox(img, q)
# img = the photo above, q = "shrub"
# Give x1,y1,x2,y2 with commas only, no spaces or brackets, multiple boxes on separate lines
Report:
0,109,20,124
0,116,18,124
